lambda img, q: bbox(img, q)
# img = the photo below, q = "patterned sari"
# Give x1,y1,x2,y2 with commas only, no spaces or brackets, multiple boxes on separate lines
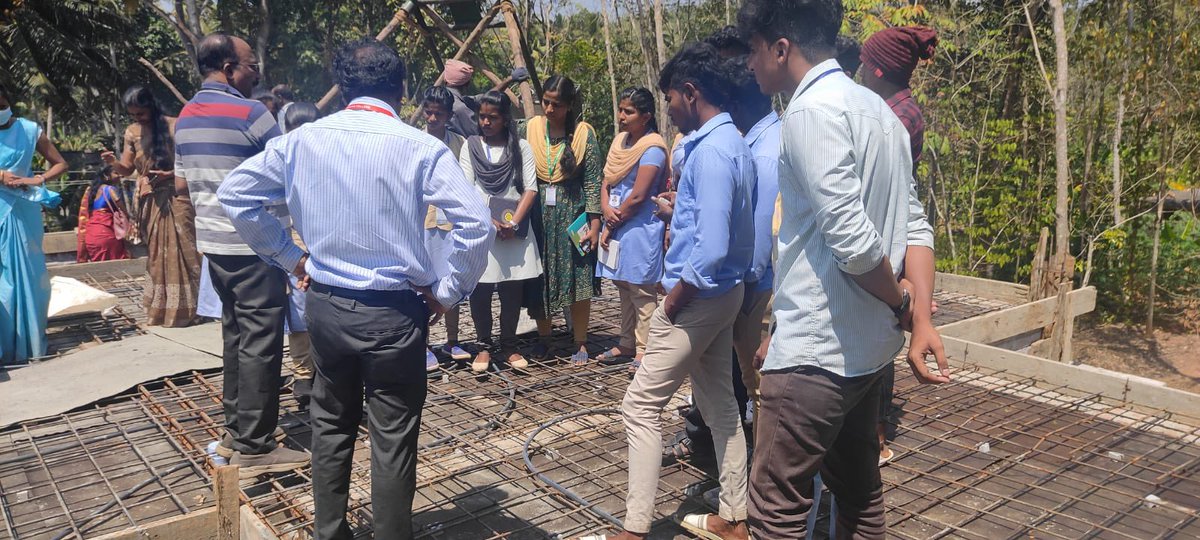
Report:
126,120,202,327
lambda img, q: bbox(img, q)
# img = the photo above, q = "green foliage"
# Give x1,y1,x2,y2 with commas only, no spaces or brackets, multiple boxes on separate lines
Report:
10,0,1200,325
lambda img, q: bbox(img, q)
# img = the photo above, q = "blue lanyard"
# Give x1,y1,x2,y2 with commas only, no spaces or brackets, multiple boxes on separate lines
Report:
797,68,843,97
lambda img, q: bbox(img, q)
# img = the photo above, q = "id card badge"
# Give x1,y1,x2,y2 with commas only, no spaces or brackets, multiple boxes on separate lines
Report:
609,193,622,208
545,186,558,206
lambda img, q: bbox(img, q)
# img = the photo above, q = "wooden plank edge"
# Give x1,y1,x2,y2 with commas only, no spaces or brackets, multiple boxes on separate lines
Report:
89,507,218,540
240,505,279,540
939,286,1096,344
47,257,148,279
935,272,1031,304
942,335,1200,418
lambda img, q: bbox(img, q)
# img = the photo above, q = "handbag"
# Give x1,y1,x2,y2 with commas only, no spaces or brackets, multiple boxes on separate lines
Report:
104,187,131,241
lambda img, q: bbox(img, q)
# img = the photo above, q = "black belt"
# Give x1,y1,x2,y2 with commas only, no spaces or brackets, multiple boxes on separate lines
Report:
310,282,419,306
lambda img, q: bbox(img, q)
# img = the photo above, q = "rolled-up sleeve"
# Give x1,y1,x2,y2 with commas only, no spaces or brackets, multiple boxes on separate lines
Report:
905,178,935,248
423,146,494,306
680,150,735,291
784,108,884,275
217,138,305,273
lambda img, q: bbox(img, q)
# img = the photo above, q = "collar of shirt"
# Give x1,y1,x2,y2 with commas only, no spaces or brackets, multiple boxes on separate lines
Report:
683,112,735,154
200,81,246,99
790,58,845,102
744,111,782,148
346,96,399,117
886,88,915,109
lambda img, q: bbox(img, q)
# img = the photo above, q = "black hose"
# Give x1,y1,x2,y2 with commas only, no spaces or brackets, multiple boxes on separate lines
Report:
521,408,624,528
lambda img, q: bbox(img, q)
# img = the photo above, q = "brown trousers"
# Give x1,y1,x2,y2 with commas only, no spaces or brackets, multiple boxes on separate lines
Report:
749,366,887,539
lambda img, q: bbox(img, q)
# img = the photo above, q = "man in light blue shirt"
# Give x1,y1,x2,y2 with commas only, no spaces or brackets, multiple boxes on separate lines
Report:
612,42,755,540
728,55,780,421
218,39,491,540
739,0,948,537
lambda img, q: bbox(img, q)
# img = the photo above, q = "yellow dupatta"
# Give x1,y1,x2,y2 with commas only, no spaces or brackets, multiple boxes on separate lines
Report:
527,115,593,184
602,132,668,186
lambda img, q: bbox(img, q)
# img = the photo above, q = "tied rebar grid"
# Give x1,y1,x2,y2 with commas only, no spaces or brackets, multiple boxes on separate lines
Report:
0,285,1078,540
882,363,1200,539
0,400,212,540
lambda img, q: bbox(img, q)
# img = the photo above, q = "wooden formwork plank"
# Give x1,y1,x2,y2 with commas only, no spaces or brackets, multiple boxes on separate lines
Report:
47,258,147,280
43,231,77,255
942,336,1200,418
89,507,218,540
939,286,1096,345
935,272,1030,304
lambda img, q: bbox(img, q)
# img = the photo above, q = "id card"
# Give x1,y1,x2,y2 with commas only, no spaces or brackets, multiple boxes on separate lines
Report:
545,186,558,206
609,193,622,208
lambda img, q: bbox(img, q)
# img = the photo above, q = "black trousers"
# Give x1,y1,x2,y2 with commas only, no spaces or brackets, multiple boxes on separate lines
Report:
306,283,429,540
468,281,524,350
208,253,288,455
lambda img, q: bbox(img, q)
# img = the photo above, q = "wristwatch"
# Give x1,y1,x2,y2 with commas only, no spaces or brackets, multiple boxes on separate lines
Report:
891,288,911,319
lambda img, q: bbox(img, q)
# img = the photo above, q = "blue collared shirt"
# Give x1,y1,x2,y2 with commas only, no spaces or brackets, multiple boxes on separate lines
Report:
660,113,756,298
744,111,781,291
217,97,494,307
765,59,935,377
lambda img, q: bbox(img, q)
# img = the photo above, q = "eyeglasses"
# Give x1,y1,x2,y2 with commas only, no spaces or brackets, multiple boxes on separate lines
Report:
228,62,261,74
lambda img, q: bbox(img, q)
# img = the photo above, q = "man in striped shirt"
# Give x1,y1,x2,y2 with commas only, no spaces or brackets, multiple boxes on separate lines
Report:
175,33,308,476
219,39,492,540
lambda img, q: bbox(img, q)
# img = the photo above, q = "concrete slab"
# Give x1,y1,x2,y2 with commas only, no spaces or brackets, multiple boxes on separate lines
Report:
146,321,224,357
0,327,222,428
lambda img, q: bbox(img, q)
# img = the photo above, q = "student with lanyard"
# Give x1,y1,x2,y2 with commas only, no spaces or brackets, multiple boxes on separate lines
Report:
420,86,473,370
524,75,603,365
594,87,669,371
738,0,947,536
459,90,542,374
219,39,492,539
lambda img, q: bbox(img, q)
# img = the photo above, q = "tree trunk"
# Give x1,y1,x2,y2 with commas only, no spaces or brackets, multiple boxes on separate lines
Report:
1048,0,1072,362
1111,0,1131,225
627,0,655,91
601,0,619,134
183,0,202,38
256,0,272,87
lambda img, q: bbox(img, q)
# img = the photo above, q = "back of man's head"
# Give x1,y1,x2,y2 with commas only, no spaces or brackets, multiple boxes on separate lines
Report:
197,33,238,77
334,39,406,103
737,0,843,62
835,35,863,77
705,25,751,57
658,42,737,109
728,55,773,127
272,84,295,103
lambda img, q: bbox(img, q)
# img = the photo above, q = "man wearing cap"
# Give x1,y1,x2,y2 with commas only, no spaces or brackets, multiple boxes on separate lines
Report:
441,59,530,137
859,25,940,468
859,26,938,164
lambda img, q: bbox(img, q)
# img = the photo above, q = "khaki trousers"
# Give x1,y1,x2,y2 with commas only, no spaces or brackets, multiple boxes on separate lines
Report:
621,285,748,533
615,281,658,354
288,331,314,380
731,286,772,414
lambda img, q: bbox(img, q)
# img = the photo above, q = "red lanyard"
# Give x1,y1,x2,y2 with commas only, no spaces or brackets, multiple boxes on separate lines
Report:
346,103,396,118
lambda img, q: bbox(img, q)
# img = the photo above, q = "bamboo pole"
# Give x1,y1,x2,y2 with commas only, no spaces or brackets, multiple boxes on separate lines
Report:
315,9,410,110
499,1,538,118
138,58,188,106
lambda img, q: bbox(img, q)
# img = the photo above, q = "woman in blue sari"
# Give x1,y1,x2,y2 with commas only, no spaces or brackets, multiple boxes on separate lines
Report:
0,83,68,364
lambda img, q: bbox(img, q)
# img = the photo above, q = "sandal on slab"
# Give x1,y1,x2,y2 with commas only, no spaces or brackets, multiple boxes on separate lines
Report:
680,513,725,540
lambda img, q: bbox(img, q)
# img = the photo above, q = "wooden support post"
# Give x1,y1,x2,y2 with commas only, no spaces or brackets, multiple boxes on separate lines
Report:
316,9,410,110
418,6,510,89
215,465,240,540
406,4,506,123
499,1,538,118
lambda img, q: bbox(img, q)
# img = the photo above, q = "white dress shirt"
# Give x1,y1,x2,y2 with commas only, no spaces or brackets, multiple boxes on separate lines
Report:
766,59,935,377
